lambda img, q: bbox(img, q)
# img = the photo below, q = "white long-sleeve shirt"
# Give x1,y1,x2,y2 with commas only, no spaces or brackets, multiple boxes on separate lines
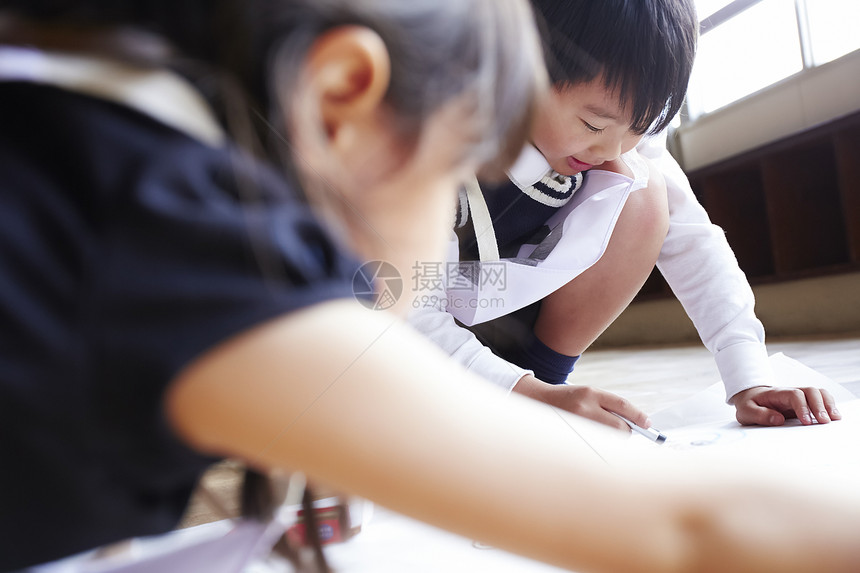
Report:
409,132,773,402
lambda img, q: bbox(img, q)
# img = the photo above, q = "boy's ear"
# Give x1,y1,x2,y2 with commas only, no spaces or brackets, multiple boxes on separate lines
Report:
305,26,391,141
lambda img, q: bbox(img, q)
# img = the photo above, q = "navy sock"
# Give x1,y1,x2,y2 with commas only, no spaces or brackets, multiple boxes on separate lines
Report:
514,333,580,384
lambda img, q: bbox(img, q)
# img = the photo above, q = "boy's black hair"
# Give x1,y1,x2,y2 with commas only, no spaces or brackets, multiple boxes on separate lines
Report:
530,0,697,135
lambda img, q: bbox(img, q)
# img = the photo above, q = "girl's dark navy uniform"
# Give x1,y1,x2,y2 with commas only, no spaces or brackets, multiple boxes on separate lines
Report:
0,82,358,571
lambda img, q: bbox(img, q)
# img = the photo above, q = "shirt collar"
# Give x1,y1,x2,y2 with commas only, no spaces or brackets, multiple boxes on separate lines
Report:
0,45,225,147
506,143,553,189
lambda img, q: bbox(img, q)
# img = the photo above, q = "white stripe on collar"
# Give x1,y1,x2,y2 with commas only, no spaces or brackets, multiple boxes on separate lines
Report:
0,46,226,147
505,143,582,208
507,141,650,191
506,143,552,189
519,171,581,208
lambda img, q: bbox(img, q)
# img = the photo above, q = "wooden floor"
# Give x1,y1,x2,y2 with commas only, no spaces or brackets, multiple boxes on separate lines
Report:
179,332,860,528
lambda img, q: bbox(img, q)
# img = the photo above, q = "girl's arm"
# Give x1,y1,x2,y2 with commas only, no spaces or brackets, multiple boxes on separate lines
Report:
166,299,860,573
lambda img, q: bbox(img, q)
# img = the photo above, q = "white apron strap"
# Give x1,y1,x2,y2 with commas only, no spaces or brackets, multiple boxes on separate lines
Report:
463,177,500,262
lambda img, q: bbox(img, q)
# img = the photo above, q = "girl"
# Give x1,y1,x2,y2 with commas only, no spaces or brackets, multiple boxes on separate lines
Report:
0,0,541,568
1,2,859,573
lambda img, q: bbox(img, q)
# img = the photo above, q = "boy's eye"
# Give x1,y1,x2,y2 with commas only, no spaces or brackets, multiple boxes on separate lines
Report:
582,120,605,134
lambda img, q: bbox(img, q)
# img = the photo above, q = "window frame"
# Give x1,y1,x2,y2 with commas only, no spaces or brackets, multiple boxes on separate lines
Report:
682,0,854,124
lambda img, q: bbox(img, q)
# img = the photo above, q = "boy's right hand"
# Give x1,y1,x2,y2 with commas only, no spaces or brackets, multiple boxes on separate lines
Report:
512,374,651,434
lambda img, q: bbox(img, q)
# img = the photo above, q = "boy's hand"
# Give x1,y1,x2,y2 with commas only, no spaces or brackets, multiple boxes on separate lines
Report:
731,386,842,426
513,374,650,433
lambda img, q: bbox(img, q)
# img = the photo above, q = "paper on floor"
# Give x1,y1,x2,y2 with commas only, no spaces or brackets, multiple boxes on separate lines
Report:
649,353,856,431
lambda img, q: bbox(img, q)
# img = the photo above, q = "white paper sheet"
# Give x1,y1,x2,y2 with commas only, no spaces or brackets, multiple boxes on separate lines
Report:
650,353,857,431
621,353,860,483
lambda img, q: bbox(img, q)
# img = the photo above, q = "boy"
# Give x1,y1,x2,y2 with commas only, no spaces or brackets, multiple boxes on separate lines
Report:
410,0,839,431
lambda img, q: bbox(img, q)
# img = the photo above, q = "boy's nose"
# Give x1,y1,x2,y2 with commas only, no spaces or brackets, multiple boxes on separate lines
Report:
588,138,624,165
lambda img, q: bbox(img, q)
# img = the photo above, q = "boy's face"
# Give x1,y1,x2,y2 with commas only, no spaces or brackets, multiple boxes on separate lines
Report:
531,79,645,176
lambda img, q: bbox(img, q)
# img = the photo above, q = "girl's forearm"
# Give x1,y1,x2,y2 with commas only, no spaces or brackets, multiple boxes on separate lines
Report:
167,300,860,573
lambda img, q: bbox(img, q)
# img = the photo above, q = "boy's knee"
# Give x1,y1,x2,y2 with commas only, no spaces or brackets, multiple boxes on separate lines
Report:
598,156,669,243
643,171,670,238
622,174,669,246
638,158,670,239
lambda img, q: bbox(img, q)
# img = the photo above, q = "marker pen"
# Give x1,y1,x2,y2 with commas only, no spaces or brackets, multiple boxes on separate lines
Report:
613,413,668,444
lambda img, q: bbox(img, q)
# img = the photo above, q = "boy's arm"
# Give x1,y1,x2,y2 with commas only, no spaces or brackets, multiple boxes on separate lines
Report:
409,229,651,432
410,303,650,431
639,135,838,425
637,134,772,400
407,230,531,392
408,303,530,392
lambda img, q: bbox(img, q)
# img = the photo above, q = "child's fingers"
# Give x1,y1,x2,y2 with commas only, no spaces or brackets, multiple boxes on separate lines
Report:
584,390,634,432
599,393,650,430
770,388,814,425
735,399,786,426
595,410,636,433
803,387,836,424
777,387,828,425
735,387,841,426
821,388,842,420
560,386,643,433
575,403,632,433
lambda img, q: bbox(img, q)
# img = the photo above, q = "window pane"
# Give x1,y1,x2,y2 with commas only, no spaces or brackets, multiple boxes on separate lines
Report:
688,0,803,116
806,0,860,65
695,0,735,19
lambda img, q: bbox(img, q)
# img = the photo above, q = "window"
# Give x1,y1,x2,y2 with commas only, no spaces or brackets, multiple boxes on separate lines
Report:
688,0,802,116
695,0,735,19
804,0,860,66
684,0,860,120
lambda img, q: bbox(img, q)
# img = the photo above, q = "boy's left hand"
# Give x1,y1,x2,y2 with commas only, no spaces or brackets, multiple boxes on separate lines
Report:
731,386,841,426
